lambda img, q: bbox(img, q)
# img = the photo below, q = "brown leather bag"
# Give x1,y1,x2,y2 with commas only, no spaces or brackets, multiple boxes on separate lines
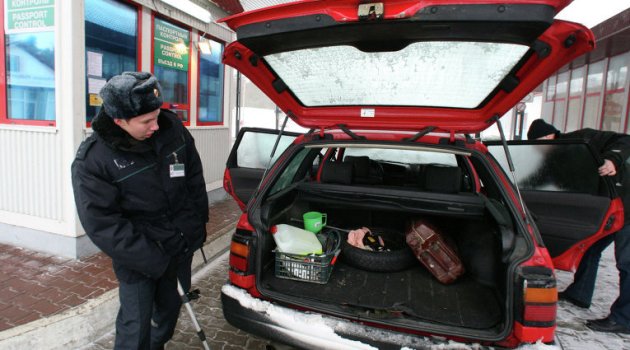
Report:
406,219,465,284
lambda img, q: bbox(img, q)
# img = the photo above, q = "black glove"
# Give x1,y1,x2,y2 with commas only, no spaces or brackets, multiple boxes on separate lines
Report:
161,232,189,257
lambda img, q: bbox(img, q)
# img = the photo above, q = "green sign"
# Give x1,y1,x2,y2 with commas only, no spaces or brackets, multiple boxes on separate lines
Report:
154,18,189,72
5,0,55,33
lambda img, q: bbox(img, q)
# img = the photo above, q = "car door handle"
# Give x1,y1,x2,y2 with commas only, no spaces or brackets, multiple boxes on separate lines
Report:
605,216,615,231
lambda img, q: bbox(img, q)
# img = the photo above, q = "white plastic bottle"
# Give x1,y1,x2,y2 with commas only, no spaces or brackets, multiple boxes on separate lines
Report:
272,224,323,255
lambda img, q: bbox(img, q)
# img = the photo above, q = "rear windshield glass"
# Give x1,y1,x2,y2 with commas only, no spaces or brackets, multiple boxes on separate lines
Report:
344,147,457,166
264,42,528,108
268,144,466,196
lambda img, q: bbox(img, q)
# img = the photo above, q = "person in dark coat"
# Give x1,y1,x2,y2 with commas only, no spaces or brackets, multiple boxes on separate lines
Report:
71,71,208,349
528,119,630,334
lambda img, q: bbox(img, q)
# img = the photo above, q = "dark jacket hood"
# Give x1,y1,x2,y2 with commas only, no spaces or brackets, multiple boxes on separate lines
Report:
91,108,174,152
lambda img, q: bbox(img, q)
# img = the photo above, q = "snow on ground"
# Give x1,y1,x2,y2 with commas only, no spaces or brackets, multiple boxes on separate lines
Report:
224,245,630,349
554,246,630,349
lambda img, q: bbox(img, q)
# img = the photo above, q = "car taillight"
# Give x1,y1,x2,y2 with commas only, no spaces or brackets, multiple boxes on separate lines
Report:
229,240,249,271
523,303,557,323
522,271,557,325
228,228,257,293
512,266,557,344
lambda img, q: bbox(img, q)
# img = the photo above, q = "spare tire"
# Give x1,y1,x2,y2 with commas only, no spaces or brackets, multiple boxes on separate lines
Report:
340,228,416,272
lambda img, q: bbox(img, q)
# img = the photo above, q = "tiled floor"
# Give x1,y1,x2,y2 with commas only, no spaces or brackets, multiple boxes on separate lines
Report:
0,198,241,333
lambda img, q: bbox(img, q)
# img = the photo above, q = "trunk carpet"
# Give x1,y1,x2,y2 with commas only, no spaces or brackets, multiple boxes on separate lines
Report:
261,261,503,329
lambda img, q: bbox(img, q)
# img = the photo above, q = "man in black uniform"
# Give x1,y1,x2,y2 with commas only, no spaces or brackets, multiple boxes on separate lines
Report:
528,119,630,334
72,72,208,348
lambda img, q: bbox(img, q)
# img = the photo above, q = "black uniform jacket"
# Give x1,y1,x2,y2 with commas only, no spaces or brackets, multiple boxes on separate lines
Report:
71,109,208,282
562,128,630,219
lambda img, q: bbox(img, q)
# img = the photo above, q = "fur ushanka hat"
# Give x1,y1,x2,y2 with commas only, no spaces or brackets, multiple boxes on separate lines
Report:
100,71,163,119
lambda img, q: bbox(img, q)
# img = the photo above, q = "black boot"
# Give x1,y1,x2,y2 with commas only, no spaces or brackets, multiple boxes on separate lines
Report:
586,316,630,334
558,291,590,309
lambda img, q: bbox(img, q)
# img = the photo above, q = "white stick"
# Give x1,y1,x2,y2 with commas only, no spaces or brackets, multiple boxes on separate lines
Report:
177,279,211,350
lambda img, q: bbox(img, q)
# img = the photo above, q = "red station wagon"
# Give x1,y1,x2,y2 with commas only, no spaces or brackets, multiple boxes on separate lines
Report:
218,1,623,348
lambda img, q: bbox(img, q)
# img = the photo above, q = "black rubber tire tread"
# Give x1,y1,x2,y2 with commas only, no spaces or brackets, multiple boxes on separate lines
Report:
340,228,417,272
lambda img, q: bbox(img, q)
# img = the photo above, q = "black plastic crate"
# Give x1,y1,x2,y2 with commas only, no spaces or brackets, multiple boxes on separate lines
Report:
274,248,340,284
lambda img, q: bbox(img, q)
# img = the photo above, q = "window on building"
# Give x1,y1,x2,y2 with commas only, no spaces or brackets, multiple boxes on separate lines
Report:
5,32,56,123
601,52,629,132
1,0,56,126
545,74,557,101
552,71,569,130
565,66,585,132
153,17,190,123
84,0,138,123
198,38,224,125
582,60,605,129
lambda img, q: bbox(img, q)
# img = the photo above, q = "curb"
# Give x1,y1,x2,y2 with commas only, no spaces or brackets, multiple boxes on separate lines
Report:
0,288,119,350
191,224,235,274
0,224,236,350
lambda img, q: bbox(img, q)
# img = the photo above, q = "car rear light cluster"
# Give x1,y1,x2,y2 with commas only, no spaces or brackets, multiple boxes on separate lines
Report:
512,266,557,343
228,229,258,294
523,285,557,323
230,239,250,271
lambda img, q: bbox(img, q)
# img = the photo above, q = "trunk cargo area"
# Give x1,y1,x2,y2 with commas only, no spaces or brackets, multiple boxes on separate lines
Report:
255,182,516,334
261,261,502,329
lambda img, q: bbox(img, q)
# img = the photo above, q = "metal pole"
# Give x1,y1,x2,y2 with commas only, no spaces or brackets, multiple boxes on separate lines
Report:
177,279,210,350
495,117,529,225
518,110,525,139
511,108,519,140
199,247,208,264
235,72,242,137
254,114,290,196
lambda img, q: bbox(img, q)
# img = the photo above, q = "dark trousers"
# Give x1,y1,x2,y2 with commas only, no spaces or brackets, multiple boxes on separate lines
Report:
563,224,630,326
114,256,193,350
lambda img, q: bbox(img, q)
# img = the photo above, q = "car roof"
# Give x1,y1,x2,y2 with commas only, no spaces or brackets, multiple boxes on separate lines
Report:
220,0,594,134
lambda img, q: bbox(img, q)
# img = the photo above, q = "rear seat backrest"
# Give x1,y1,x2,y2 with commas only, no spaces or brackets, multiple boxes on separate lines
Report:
320,161,353,185
345,156,370,178
344,156,383,185
424,165,462,194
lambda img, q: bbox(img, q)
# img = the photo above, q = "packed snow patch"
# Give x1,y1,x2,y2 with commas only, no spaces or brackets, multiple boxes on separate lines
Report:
222,284,567,350
222,245,629,350
222,284,378,350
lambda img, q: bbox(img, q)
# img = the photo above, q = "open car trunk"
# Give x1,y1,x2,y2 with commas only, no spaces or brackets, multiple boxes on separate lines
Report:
219,0,602,344
252,181,517,336
225,130,620,343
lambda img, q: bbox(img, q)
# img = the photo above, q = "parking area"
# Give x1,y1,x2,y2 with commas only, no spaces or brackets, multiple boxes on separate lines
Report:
80,253,271,350
79,244,629,350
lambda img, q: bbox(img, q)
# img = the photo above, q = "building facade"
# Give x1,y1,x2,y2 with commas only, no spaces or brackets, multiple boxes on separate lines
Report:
541,9,630,134
0,0,238,258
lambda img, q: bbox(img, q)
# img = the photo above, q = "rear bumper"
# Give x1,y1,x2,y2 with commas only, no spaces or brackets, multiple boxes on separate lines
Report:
221,283,513,350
